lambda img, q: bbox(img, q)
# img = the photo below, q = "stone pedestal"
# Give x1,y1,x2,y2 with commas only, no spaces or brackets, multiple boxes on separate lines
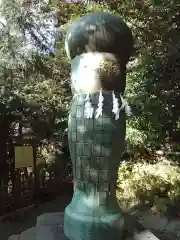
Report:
8,211,162,240
8,235,20,240
36,213,67,240
15,213,68,240
20,227,36,240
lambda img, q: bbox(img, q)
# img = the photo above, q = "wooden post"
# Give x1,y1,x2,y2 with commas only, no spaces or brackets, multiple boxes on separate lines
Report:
32,140,38,208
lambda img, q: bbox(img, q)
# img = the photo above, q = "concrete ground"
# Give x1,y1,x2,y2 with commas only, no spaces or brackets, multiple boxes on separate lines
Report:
0,196,71,240
2,196,180,240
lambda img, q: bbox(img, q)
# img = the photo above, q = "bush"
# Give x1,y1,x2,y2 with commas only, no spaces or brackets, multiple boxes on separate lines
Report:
117,159,180,215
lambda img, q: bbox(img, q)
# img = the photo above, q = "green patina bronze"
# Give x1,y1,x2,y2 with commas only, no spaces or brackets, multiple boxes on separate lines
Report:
65,12,133,64
63,12,133,240
64,92,126,240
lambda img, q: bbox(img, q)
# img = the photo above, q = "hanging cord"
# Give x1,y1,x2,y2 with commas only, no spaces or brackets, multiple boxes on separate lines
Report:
73,90,131,119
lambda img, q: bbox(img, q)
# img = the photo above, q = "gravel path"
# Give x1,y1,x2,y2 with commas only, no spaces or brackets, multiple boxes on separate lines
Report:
0,196,71,240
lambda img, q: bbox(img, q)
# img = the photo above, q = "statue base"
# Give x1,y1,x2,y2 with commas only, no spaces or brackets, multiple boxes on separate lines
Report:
64,205,124,240
8,212,160,240
8,212,161,240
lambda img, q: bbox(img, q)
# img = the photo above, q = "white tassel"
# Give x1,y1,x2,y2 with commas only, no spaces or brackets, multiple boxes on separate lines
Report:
84,93,94,118
125,103,132,116
112,91,120,120
120,95,132,116
95,90,104,118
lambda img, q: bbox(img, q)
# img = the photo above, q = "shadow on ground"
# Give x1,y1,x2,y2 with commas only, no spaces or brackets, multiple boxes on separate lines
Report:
0,196,71,240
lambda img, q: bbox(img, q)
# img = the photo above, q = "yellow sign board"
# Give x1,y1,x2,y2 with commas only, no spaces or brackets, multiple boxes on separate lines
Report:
15,146,34,168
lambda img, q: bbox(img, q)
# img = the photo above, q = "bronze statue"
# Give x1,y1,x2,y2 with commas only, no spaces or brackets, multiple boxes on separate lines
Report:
64,12,133,240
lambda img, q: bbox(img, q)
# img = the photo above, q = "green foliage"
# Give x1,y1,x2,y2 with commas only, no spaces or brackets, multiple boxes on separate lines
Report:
117,160,180,215
54,1,180,213
0,0,71,173
0,0,180,203
123,2,180,151
99,1,180,153
56,0,180,154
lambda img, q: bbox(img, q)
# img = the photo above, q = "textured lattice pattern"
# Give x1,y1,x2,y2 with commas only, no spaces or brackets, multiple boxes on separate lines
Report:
64,91,126,240
68,92,125,201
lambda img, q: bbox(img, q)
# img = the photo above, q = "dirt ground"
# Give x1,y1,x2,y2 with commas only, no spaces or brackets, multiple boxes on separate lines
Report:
0,195,71,240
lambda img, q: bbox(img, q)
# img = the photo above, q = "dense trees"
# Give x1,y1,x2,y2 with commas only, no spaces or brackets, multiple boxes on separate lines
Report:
0,0,71,177
0,0,179,214
55,0,180,157
0,0,180,172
